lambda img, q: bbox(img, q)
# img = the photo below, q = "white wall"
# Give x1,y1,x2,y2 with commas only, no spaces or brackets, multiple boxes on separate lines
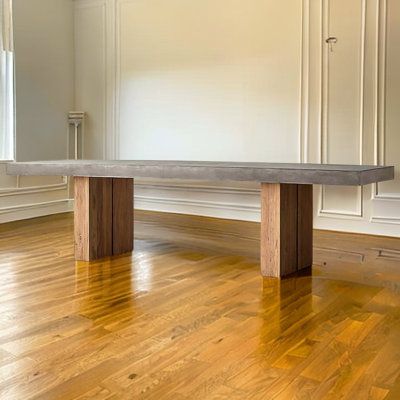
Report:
0,0,74,223
74,0,397,237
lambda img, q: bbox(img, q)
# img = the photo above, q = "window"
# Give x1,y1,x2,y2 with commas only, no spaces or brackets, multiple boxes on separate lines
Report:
0,0,14,160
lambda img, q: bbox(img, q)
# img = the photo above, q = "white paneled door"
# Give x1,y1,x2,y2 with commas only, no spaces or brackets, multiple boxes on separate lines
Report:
312,0,400,234
320,0,365,217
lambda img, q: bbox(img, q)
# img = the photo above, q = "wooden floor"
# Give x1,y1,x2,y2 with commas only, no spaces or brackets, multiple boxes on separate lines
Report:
0,212,400,399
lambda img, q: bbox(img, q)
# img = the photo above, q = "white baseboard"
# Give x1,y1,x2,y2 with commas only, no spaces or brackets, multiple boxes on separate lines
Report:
134,195,260,221
133,181,261,222
66,193,259,221
0,199,74,224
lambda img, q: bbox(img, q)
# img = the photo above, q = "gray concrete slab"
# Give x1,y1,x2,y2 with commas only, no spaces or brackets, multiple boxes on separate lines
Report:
6,160,394,186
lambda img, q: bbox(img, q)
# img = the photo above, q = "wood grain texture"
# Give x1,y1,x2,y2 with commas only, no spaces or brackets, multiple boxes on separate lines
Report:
74,177,112,261
260,183,311,278
74,177,134,261
260,183,281,277
112,178,134,256
297,184,313,269
0,212,400,399
73,176,88,260
280,184,299,276
260,183,298,277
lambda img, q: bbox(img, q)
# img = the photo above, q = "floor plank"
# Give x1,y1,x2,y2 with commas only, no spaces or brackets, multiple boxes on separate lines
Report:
0,212,399,399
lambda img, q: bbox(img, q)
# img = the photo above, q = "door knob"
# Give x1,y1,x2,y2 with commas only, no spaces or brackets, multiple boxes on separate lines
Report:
325,37,338,52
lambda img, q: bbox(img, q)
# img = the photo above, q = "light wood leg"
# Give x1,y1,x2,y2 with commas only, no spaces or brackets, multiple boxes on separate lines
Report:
74,177,134,261
260,183,313,278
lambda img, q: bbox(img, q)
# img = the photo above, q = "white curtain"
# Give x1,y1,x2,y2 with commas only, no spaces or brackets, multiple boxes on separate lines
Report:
0,0,13,160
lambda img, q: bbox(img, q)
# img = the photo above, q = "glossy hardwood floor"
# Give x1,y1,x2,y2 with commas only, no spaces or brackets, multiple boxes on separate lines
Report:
0,212,399,399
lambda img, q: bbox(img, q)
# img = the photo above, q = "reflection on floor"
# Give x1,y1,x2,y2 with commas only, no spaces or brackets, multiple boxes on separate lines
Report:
0,212,399,399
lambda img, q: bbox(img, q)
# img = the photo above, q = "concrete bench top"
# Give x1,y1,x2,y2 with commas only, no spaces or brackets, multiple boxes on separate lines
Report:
6,160,394,186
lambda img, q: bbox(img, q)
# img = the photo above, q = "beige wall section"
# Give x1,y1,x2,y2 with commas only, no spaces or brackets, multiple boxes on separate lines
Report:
117,0,301,163
0,0,74,223
74,0,400,237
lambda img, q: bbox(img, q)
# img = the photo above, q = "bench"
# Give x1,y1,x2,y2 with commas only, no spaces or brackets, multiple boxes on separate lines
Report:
7,160,394,278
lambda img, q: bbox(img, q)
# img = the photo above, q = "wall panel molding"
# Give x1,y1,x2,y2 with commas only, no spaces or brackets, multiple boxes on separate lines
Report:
114,0,126,160
370,215,400,225
300,0,310,163
106,0,117,160
74,0,105,8
368,0,400,229
318,0,366,218
134,179,260,221
373,0,400,201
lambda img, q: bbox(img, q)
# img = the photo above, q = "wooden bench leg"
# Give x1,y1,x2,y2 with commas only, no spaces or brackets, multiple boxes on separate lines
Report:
74,177,134,261
260,183,313,278
112,178,134,256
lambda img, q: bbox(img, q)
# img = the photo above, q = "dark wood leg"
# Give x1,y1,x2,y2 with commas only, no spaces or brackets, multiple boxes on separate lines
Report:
112,178,134,255
74,177,134,261
297,184,313,269
260,183,313,278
